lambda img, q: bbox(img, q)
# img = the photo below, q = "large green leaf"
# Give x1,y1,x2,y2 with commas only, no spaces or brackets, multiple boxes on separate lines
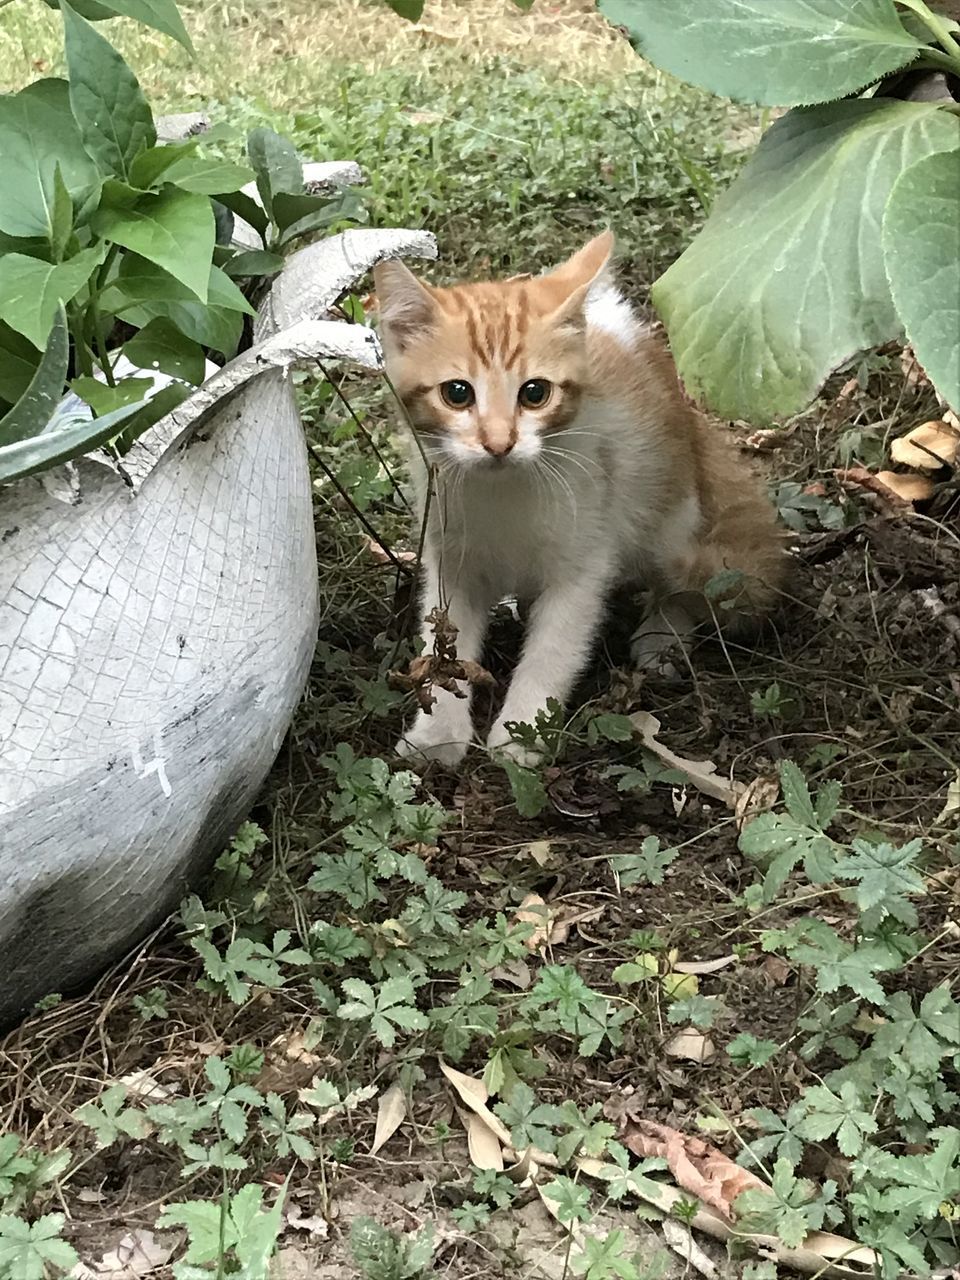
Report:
63,0,156,182
0,80,100,238
0,397,150,485
128,141,197,190
247,128,303,217
0,247,105,349
102,256,251,356
883,146,960,411
0,322,40,404
93,187,214,299
160,155,255,195
0,309,69,446
599,0,926,107
42,0,193,51
123,316,205,383
651,99,959,423
71,375,153,415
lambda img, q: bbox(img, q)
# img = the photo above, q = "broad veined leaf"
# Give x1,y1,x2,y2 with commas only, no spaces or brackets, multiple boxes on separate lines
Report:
222,249,283,278
652,99,959,423
0,247,105,348
104,258,251,356
0,308,69,446
213,187,268,238
599,0,926,107
49,165,73,261
883,145,960,411
0,80,100,237
71,375,153,415
43,0,193,51
62,0,156,181
123,316,206,383
0,397,150,485
128,140,197,190
247,127,303,216
0,322,41,404
159,154,255,195
93,187,214,299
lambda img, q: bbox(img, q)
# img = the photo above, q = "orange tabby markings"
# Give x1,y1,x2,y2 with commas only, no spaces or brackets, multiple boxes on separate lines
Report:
374,232,785,768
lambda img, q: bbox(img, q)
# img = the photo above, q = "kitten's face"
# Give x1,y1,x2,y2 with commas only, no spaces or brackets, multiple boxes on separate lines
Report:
374,233,612,468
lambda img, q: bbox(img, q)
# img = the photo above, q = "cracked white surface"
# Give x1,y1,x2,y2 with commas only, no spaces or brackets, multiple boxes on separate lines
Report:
0,174,437,1021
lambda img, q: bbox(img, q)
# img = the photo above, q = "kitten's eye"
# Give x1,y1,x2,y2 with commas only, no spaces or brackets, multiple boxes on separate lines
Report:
440,380,475,409
518,379,552,409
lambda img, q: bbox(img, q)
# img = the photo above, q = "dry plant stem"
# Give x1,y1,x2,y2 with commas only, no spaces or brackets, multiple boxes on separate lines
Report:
306,440,414,579
315,359,412,513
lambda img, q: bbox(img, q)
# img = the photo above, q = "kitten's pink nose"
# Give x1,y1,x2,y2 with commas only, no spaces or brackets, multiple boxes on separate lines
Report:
481,436,515,458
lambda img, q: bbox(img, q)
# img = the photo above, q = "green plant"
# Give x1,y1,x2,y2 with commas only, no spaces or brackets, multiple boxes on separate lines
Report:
599,0,960,420
158,1182,285,1279
0,1213,78,1280
0,0,360,485
349,1217,435,1280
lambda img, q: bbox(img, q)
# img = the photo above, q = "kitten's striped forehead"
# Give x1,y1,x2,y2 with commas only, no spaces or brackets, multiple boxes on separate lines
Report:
436,281,535,371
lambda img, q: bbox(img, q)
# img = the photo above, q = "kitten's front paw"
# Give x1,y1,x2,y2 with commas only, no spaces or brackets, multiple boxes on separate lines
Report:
486,720,543,769
396,711,473,768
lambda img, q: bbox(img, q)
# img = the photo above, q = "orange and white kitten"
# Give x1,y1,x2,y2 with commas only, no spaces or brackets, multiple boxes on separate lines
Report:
374,231,784,766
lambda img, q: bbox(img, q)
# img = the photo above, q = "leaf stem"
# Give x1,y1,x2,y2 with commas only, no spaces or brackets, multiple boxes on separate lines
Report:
897,0,960,65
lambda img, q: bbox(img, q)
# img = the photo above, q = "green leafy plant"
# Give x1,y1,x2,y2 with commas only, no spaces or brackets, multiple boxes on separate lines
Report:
158,1182,285,1279
349,1217,435,1280
0,1,360,485
600,0,960,420
0,1213,79,1280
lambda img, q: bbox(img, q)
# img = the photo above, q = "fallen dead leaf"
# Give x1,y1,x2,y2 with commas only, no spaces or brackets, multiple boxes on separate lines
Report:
735,774,779,833
515,893,555,951
523,840,555,867
370,1083,407,1155
760,954,793,988
489,957,532,989
578,1153,880,1277
285,1205,329,1240
673,954,738,976
936,772,960,825
366,536,418,566
87,1229,175,1276
835,465,932,505
118,1071,177,1103
620,1120,765,1221
440,1061,512,1146
629,711,743,807
900,344,929,389
890,419,959,471
661,1219,718,1278
665,1030,716,1063
463,1110,505,1171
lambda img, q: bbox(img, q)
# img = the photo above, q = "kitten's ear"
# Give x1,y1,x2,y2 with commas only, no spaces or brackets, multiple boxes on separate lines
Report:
373,259,437,350
544,230,615,336
549,230,615,292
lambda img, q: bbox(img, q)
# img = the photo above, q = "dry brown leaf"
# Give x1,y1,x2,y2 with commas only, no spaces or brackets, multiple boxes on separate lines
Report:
621,1121,766,1221
735,774,779,832
464,1111,505,1171
834,465,932,505
370,1084,406,1156
890,419,959,471
515,893,554,951
665,1030,716,1063
760,954,793,988
117,1070,177,1103
489,958,532,989
439,1060,513,1147
366,536,418,566
937,772,960,825
285,1205,329,1240
900,344,929,388
270,1246,314,1280
523,840,555,867
89,1229,174,1276
579,1153,877,1278
673,954,738,976
630,710,742,807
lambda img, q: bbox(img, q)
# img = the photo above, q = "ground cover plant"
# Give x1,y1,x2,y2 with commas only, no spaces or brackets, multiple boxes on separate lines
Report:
0,2,958,1278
